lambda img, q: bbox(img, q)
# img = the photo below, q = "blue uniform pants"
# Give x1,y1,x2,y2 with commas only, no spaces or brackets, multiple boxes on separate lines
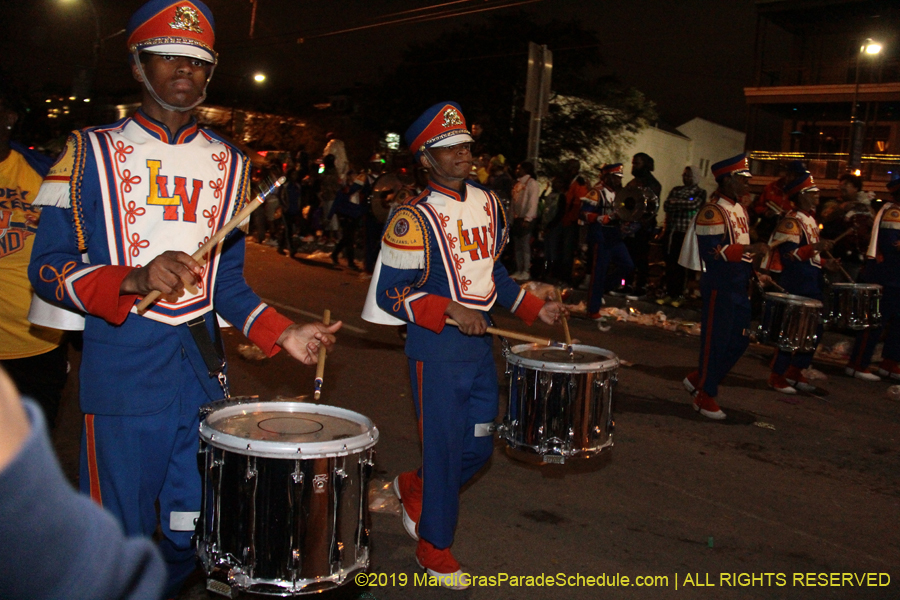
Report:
588,238,634,315
698,289,751,397
409,352,498,549
849,286,900,368
80,357,206,596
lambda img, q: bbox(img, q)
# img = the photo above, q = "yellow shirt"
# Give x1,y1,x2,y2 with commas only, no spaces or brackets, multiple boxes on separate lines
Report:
0,150,64,359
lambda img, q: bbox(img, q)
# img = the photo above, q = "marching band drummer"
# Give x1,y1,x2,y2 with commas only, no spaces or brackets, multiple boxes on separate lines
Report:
844,175,900,381
681,154,770,419
581,163,632,321
761,172,836,394
26,1,340,595
373,102,566,588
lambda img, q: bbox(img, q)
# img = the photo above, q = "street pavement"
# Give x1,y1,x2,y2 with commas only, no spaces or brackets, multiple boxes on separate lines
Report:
50,241,899,599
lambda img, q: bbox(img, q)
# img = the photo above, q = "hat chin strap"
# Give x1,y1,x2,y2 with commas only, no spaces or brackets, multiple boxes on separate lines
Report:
423,148,465,183
132,50,216,113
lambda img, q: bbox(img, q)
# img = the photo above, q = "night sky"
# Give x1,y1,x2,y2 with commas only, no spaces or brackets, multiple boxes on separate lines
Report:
0,0,757,131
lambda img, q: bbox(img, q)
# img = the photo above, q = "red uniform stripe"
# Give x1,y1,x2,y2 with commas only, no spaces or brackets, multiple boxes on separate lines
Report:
698,290,718,390
84,414,103,506
415,361,424,444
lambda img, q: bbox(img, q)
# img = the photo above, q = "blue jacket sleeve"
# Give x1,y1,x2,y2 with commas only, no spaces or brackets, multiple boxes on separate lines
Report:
0,401,166,600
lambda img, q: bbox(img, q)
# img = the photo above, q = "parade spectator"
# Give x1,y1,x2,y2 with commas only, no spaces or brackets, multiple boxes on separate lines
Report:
329,170,366,270
487,154,512,202
318,154,342,244
0,366,167,600
510,160,540,280
278,168,303,257
623,152,662,298
373,101,565,587
0,80,67,428
560,159,589,284
539,176,567,283
658,165,706,307
27,1,340,594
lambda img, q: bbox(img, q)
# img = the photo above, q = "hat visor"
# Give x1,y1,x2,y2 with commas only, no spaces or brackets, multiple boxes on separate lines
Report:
141,43,216,65
428,132,474,149
733,169,752,178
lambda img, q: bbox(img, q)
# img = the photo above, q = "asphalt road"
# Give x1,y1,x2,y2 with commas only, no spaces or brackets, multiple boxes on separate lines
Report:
50,241,900,600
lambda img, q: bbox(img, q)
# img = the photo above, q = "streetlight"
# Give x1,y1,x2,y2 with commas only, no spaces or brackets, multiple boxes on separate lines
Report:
253,73,267,84
848,38,882,170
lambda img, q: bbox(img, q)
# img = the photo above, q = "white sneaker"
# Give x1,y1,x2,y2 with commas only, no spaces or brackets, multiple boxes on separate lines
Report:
786,378,816,393
844,367,881,382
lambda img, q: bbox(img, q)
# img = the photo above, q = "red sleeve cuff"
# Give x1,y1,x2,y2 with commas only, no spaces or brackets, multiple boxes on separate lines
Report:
247,307,294,357
410,294,451,333
796,245,817,261
585,213,598,223
72,265,139,325
723,244,746,262
514,292,545,326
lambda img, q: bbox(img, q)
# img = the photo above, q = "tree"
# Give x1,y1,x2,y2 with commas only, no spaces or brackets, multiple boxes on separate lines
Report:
359,10,656,174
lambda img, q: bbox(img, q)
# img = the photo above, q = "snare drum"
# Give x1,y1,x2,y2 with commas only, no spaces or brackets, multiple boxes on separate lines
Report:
825,283,882,331
500,344,618,464
197,399,378,596
756,292,823,352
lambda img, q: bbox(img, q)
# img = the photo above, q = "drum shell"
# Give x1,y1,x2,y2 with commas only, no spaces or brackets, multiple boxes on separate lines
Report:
756,293,823,352
501,344,617,461
824,283,882,331
197,400,376,595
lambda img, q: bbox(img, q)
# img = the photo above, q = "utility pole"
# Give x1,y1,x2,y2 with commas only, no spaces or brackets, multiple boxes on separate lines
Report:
249,0,258,39
524,42,552,164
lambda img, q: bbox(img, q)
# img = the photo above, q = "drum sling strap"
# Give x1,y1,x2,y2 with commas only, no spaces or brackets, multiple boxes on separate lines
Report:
187,315,230,398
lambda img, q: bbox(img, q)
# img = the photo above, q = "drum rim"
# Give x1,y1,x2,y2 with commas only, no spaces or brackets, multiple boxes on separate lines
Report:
506,343,619,372
199,401,379,458
762,292,823,308
830,283,883,291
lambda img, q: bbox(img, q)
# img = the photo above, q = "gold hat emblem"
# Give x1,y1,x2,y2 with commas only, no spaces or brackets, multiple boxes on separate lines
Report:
170,6,204,34
441,107,463,128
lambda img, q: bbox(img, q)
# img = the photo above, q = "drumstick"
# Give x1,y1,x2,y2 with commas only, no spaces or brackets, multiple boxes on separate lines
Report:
824,251,855,283
830,228,853,244
766,201,784,215
313,310,331,401
445,318,558,347
136,176,287,314
554,288,572,348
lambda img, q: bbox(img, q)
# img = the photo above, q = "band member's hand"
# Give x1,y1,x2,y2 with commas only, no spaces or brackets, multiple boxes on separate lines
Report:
0,367,30,473
120,251,203,297
445,302,487,335
812,240,835,253
744,242,770,256
538,301,568,325
757,273,775,287
277,320,342,365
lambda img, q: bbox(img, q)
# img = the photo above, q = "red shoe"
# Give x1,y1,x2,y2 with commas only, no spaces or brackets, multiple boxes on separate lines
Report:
768,372,797,395
683,371,700,396
692,390,726,420
784,366,816,392
416,539,470,590
393,470,422,541
876,359,900,381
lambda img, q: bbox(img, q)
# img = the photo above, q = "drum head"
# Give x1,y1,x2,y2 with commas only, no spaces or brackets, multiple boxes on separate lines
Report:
507,343,618,373
763,292,823,308
200,401,378,458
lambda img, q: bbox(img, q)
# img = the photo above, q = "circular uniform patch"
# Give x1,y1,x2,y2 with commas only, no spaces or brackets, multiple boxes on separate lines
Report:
393,217,410,237
703,209,715,219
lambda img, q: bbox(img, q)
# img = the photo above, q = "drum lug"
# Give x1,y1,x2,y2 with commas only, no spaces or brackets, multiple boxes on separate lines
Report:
245,456,257,480
292,461,304,484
